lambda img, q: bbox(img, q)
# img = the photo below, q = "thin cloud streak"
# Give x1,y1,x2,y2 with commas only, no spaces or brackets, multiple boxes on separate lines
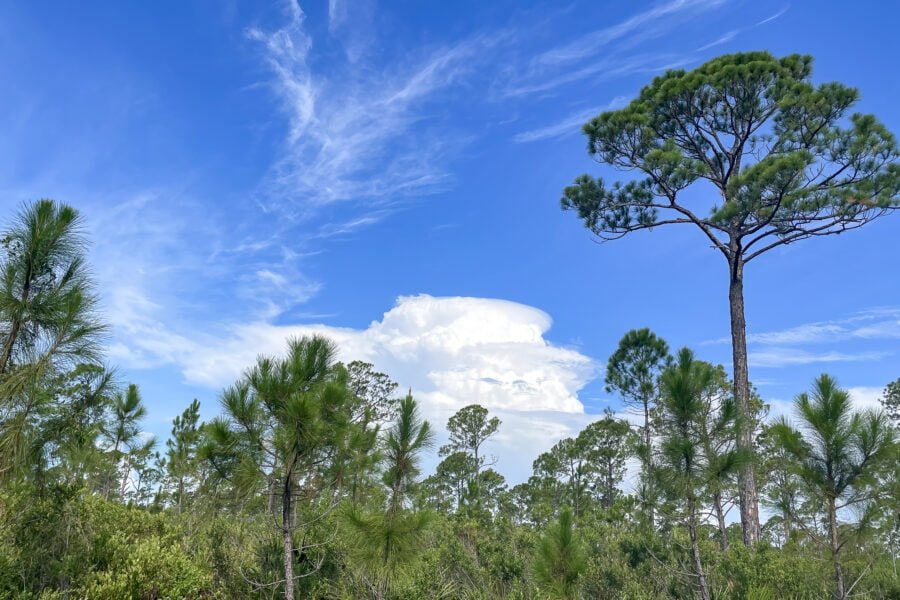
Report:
534,0,727,67
506,52,694,98
500,0,728,98
696,30,737,51
513,109,597,143
749,348,888,368
756,6,789,26
502,0,790,100
700,307,898,369
513,96,630,143
704,307,900,346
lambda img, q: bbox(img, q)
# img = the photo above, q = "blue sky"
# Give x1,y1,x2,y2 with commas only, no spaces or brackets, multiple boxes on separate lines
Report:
1,0,898,482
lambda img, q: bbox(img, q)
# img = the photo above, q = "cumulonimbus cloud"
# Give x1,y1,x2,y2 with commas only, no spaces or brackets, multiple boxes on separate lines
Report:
114,294,594,411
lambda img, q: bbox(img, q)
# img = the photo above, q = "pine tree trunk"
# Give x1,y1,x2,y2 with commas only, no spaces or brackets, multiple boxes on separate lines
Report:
642,480,656,531
605,460,614,509
643,397,651,458
118,455,131,502
827,498,846,600
641,393,655,529
688,497,710,600
0,318,21,375
712,489,729,551
573,477,581,517
0,270,30,374
781,497,793,543
267,473,277,515
103,439,122,501
728,257,760,545
282,476,295,600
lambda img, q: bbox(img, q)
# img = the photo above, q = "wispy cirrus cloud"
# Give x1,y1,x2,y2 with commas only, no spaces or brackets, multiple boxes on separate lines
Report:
88,0,801,389
696,29,738,51
533,0,727,68
506,51,695,99
327,0,377,63
513,96,630,143
756,6,789,26
749,348,888,368
501,0,790,103
706,307,900,346
705,307,899,369
249,1,498,216
502,0,728,98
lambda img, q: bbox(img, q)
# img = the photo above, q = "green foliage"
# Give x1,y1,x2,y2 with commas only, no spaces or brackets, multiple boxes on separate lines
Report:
653,348,749,599
0,490,211,599
382,393,434,504
563,52,899,246
605,329,671,432
0,200,107,478
713,542,831,599
770,374,895,512
525,412,634,523
534,508,586,599
440,404,501,469
578,412,634,508
603,328,670,526
0,200,106,376
433,404,503,518
422,450,478,510
81,535,210,600
770,374,897,599
343,393,435,599
164,398,202,511
656,349,747,502
345,360,400,425
102,383,152,502
881,377,900,423
203,335,362,599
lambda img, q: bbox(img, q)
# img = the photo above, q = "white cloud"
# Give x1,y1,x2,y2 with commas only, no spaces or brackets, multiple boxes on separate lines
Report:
248,1,494,213
109,294,600,481
505,52,694,98
702,307,899,370
327,0,376,62
513,96,630,143
534,0,726,67
706,307,900,347
123,294,595,410
513,109,595,143
852,320,900,339
82,186,330,339
756,6,789,26
748,323,848,345
846,386,885,412
749,348,887,368
695,30,737,51
498,0,726,98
